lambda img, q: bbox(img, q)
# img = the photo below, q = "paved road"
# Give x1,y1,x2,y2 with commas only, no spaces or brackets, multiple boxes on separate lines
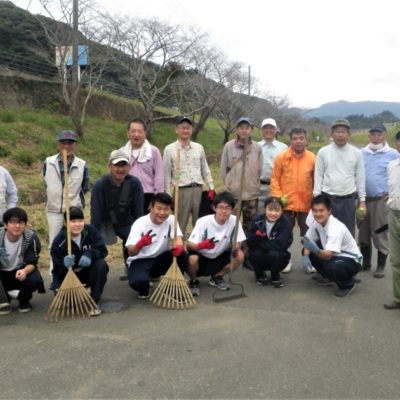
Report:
1,229,400,399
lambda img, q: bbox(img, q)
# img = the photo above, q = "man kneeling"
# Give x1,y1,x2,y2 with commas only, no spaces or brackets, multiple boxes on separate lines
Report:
186,191,245,296
51,207,109,310
301,194,362,297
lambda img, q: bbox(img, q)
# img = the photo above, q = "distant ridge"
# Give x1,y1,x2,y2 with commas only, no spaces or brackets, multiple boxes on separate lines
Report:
304,100,400,122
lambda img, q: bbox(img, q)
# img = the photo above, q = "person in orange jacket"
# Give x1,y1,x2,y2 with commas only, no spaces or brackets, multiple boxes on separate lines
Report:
270,127,316,273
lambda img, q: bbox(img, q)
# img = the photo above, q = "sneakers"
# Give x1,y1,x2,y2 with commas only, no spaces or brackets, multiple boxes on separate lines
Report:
384,301,400,310
18,301,32,313
313,275,334,286
282,262,292,273
209,275,230,290
335,285,355,298
189,279,200,296
271,280,284,288
0,302,11,315
137,292,150,300
89,308,102,317
256,277,269,286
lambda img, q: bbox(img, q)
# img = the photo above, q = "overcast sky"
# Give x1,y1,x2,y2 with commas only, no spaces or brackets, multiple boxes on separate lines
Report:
13,0,400,109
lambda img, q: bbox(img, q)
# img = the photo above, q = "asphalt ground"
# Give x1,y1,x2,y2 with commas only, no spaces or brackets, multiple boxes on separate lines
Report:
1,227,400,399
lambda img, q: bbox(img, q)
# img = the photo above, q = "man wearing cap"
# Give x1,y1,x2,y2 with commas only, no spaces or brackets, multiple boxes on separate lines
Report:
163,116,215,237
91,149,144,280
43,130,89,277
220,117,263,234
0,165,18,227
119,118,164,214
270,127,316,273
258,118,288,214
313,119,366,237
358,124,399,278
384,131,400,310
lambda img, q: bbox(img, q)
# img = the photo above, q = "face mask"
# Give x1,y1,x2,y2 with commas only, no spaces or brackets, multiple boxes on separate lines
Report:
369,143,384,151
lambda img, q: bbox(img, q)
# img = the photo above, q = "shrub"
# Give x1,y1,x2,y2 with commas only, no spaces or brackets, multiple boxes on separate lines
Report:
0,110,16,123
14,149,35,166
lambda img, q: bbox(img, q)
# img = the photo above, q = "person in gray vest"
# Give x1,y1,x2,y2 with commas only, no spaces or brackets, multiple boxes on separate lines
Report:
91,150,144,280
43,130,89,279
0,165,18,227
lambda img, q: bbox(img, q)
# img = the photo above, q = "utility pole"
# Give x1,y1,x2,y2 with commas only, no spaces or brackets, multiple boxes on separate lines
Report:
72,0,79,88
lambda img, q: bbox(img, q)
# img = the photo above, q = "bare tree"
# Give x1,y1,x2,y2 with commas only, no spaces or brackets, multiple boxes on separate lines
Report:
36,0,112,136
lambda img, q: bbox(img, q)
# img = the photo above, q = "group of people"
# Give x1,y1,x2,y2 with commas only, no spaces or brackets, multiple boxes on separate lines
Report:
1,114,400,316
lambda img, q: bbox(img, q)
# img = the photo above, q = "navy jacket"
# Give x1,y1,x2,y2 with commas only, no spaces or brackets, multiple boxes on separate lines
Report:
247,213,292,252
51,224,108,278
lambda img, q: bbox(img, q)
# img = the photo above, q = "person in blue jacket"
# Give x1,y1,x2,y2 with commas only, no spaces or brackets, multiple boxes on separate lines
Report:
51,207,108,306
247,197,292,287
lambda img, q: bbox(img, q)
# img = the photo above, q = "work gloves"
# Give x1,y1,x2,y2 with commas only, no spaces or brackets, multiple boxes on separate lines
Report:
302,255,313,274
207,189,216,202
63,255,75,268
255,230,267,237
136,230,156,250
171,244,184,257
78,252,92,268
197,237,218,250
300,236,320,254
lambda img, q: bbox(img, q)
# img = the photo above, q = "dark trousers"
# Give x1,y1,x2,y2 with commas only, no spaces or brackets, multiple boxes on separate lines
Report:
114,224,131,267
53,259,109,303
0,269,45,303
248,249,290,281
128,251,188,295
310,253,361,289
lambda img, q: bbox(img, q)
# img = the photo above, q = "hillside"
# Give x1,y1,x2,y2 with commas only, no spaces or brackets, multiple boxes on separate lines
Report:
304,100,400,121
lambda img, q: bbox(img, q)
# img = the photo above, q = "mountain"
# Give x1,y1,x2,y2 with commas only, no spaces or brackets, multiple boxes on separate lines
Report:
304,100,400,122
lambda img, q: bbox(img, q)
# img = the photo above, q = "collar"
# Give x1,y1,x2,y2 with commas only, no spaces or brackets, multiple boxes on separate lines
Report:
234,137,252,148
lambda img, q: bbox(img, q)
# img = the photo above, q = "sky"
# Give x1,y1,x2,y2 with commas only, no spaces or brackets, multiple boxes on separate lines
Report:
12,0,400,109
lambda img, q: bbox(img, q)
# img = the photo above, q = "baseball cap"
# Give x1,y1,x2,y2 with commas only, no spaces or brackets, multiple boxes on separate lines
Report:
261,118,277,128
331,119,351,129
236,117,253,127
368,123,386,133
176,116,192,125
57,130,77,142
109,149,129,165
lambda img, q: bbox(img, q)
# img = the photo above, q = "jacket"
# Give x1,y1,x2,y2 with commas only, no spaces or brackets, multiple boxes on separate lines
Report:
270,148,316,213
51,224,108,278
247,213,292,252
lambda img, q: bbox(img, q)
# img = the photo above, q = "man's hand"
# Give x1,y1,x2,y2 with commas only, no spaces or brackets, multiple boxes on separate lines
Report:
280,195,288,207
0,248,10,268
207,189,216,201
63,255,75,268
300,236,320,254
135,230,156,250
302,255,313,274
255,230,267,237
171,244,184,257
198,237,218,250
15,269,27,281
78,253,92,267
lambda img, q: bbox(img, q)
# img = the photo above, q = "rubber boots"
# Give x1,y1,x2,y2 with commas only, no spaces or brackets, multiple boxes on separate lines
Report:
360,245,372,271
374,251,387,278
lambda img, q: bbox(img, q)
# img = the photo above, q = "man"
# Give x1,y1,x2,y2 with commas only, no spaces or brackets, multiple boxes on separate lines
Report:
43,130,89,275
186,191,245,296
91,149,144,280
258,118,287,213
0,165,18,226
383,131,400,310
358,124,399,278
119,118,164,214
313,119,366,237
125,193,187,299
270,127,315,273
163,116,215,237
51,207,108,311
0,207,45,314
301,194,362,297
220,117,263,234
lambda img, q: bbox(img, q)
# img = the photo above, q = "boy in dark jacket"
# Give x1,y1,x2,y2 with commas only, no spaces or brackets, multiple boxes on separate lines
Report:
0,207,45,314
51,207,108,306
247,197,292,287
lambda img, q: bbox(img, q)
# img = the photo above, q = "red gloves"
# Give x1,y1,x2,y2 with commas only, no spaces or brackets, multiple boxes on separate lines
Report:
198,237,217,250
171,244,184,257
135,230,156,250
207,189,216,201
256,230,267,237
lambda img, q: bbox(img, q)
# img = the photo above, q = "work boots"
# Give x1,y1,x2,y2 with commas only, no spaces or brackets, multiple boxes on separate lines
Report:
374,251,387,278
360,245,372,271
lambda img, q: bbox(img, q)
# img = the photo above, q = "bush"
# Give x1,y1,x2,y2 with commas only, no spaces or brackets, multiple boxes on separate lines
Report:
14,149,35,166
0,110,16,123
0,145,11,157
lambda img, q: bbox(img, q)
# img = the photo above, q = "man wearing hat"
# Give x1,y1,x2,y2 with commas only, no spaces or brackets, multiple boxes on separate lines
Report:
91,149,144,280
163,116,215,237
43,130,89,278
220,117,263,234
0,165,18,227
258,118,288,214
358,124,399,278
313,119,366,237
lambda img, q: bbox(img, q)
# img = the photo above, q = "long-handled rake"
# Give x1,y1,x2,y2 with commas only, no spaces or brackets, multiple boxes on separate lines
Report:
46,150,101,321
212,136,249,303
150,148,196,310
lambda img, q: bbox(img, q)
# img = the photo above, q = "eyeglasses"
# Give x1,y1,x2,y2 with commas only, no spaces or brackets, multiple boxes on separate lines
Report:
215,205,232,211
7,219,26,225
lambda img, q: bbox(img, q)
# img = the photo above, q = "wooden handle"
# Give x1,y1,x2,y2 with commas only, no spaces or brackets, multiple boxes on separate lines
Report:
173,148,180,246
62,149,72,256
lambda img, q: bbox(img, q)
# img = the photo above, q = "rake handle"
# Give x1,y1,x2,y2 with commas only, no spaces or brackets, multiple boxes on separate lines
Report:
62,149,72,256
